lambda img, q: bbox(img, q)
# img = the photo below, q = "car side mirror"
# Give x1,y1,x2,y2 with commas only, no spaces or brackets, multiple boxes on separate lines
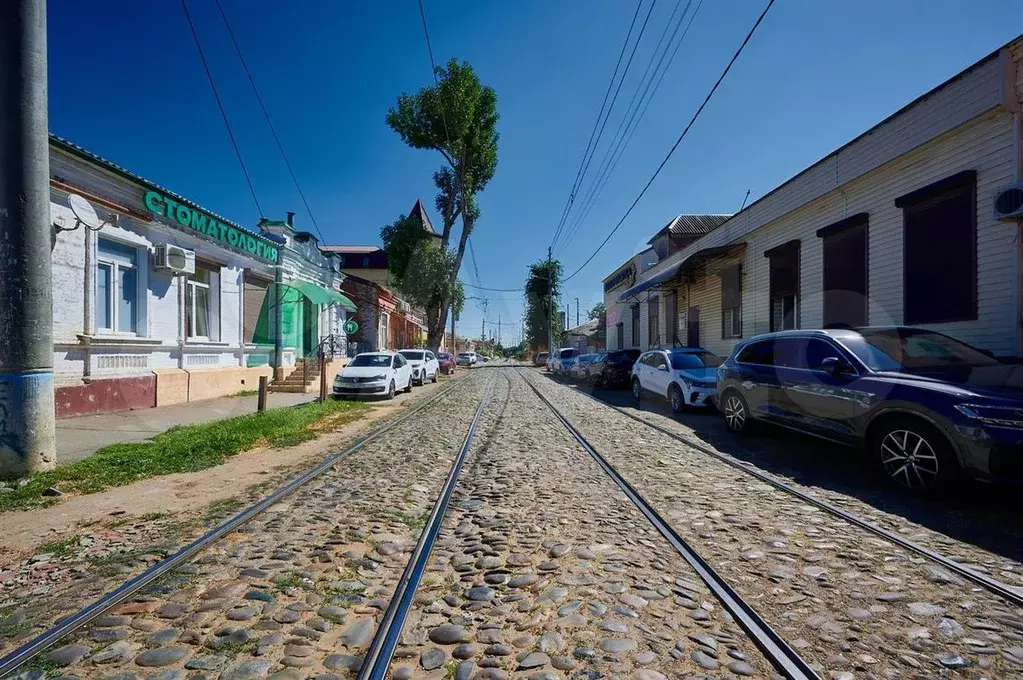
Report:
656,364,668,372
820,356,852,376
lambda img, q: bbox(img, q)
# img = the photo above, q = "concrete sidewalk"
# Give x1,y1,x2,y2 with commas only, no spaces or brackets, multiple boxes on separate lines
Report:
56,392,318,466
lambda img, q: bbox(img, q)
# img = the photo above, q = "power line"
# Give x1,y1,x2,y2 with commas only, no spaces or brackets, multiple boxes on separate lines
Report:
463,282,524,293
214,0,325,242
556,0,702,256
549,0,644,251
180,0,263,218
564,0,775,283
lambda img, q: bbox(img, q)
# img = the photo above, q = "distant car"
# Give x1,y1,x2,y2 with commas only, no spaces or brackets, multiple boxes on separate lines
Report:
632,347,723,413
569,353,598,381
334,352,413,400
552,348,581,375
717,326,1023,492
399,349,439,386
590,349,641,388
437,352,456,375
535,352,549,367
480,355,490,363
457,352,476,367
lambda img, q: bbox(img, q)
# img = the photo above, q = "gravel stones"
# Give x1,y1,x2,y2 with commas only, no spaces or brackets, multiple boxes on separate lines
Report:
134,648,189,667
47,644,89,667
420,647,446,670
219,659,273,680
429,623,469,644
518,652,550,669
599,638,638,654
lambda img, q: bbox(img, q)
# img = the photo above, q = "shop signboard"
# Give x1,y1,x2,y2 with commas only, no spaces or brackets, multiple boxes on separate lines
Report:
603,265,635,293
144,190,279,263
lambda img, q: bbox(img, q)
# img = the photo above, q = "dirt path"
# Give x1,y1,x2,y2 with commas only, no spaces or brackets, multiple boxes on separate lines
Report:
0,373,467,561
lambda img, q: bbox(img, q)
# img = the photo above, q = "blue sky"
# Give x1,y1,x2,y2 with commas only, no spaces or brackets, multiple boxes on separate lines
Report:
49,1,1022,346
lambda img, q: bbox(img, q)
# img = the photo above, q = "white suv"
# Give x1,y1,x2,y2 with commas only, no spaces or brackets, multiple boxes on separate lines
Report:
631,347,723,413
399,349,439,385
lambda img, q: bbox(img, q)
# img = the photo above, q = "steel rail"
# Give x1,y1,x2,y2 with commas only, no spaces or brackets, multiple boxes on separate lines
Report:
357,379,494,680
0,375,479,678
517,370,820,680
554,376,1023,609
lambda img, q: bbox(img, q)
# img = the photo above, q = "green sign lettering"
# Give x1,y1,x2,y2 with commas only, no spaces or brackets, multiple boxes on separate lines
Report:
143,189,278,263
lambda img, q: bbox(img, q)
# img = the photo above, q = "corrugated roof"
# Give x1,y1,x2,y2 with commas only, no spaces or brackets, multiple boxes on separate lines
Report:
320,245,382,254
648,214,730,243
49,134,269,242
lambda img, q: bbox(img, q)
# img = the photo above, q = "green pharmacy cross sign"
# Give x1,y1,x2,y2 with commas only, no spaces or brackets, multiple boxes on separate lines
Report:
145,190,279,263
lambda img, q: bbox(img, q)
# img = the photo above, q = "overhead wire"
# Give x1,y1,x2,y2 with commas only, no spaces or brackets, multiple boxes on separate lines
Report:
180,0,264,218
213,0,326,242
550,0,659,253
563,0,775,283
556,0,702,256
548,0,645,251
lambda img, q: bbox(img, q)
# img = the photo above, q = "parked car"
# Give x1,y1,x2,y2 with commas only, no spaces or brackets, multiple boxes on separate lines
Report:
632,347,723,412
399,349,439,385
437,352,456,375
534,352,549,367
590,349,641,388
716,326,1023,492
570,353,598,381
334,352,413,400
549,348,581,374
457,352,476,367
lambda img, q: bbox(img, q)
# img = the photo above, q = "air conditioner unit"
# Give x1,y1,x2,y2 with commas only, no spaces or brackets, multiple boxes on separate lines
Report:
154,244,196,274
994,183,1023,221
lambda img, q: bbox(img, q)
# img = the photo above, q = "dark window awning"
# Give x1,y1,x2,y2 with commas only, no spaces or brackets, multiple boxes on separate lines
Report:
617,263,682,302
282,279,358,312
680,243,747,277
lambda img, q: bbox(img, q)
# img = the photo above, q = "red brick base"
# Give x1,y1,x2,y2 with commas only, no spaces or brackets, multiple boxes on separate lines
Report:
56,376,156,418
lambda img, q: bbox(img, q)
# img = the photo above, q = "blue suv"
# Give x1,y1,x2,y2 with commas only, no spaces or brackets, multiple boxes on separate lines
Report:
716,327,1023,493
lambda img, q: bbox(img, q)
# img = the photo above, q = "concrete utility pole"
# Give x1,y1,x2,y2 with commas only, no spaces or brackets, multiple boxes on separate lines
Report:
575,297,579,327
497,315,501,346
546,246,553,352
481,318,485,343
0,0,56,478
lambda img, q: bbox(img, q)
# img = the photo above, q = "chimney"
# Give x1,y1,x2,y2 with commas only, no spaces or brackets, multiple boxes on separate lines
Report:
286,211,295,228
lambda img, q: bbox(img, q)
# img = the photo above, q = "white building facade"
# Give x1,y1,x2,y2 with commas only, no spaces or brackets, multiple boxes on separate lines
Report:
605,38,1023,361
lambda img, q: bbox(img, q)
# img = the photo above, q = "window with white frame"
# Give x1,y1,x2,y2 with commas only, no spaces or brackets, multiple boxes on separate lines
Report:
96,238,139,334
186,262,220,340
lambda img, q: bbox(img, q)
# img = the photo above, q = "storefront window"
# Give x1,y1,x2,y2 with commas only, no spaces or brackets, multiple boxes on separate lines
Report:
96,238,138,334
187,264,218,340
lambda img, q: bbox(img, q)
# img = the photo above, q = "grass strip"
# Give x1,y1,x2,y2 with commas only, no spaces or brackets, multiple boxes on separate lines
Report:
0,398,368,513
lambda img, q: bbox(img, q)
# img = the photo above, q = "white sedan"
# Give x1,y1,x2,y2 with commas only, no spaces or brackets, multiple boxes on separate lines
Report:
333,352,413,400
399,349,439,386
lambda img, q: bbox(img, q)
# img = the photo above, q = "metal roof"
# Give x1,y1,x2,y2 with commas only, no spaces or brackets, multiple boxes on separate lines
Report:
320,245,383,254
49,134,269,242
647,214,731,244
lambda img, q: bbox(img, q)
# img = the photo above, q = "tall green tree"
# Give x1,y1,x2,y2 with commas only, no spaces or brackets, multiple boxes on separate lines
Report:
380,213,465,324
523,258,562,352
587,302,607,321
386,59,499,350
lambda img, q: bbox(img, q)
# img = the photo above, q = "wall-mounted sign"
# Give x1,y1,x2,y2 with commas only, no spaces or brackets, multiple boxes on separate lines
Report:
603,264,635,293
144,190,279,263
343,319,359,335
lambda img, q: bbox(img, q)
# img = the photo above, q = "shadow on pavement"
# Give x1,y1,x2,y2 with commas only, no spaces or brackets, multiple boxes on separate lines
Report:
535,370,1023,567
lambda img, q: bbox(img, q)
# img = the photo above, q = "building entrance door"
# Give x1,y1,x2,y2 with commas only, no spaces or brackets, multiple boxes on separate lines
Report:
302,298,318,357
686,306,700,347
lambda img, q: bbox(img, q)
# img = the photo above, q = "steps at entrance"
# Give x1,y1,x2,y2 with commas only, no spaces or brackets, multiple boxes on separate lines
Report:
272,359,322,393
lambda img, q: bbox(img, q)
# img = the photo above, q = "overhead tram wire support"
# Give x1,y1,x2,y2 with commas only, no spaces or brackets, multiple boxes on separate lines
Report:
563,0,776,284
180,0,264,219
213,0,326,243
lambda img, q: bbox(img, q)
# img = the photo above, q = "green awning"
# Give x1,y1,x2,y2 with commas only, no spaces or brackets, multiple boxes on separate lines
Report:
283,279,358,313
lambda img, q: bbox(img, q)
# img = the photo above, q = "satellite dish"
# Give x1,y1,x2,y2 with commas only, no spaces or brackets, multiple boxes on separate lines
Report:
68,194,102,229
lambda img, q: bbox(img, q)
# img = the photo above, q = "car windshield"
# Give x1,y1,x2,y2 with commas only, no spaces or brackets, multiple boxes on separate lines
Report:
458,353,471,359
349,354,391,368
438,353,451,360
670,351,722,370
399,351,424,361
560,349,580,359
847,329,1000,371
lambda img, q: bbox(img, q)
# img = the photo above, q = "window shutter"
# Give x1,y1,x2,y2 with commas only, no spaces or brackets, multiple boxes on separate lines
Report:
821,221,867,328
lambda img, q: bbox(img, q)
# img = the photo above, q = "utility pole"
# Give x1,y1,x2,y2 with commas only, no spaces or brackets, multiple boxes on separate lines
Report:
481,318,485,343
0,0,56,478
575,297,580,326
546,246,553,352
497,315,501,346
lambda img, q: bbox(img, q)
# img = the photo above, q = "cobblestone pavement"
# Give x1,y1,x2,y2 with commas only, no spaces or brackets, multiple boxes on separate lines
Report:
4,374,495,680
523,370,1023,678
387,370,776,680
568,379,1023,587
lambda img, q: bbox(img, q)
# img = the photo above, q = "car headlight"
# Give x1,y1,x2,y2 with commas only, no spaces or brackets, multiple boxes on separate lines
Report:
369,374,387,381
954,404,1023,429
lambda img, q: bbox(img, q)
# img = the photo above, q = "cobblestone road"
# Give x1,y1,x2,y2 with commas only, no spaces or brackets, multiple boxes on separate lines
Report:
523,370,1023,678
8,365,1023,680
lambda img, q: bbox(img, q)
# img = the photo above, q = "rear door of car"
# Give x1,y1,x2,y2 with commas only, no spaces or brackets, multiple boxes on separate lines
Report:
648,350,671,396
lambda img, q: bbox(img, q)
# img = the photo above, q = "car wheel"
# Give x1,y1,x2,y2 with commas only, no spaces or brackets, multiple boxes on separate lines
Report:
669,384,685,414
432,371,438,383
721,390,750,434
632,377,642,401
872,418,959,493
405,376,413,393
387,380,395,400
